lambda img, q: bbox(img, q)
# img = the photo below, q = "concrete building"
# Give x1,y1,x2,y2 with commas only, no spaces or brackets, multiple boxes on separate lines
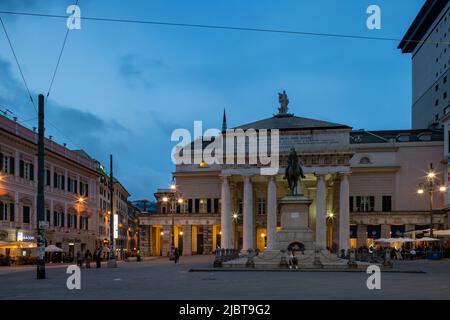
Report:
113,179,130,259
139,97,449,257
0,114,99,260
96,163,111,250
399,0,450,129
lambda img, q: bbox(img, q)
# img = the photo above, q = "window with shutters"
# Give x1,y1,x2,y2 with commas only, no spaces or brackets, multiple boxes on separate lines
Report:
53,171,65,190
355,196,375,212
0,152,15,175
0,201,8,221
54,211,65,227
20,160,34,180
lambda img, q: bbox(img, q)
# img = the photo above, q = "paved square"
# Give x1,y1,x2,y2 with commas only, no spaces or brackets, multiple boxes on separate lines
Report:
1,256,450,300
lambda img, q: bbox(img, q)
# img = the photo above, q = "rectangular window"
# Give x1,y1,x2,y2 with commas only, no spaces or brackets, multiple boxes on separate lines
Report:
0,201,7,220
0,153,14,175
46,209,51,223
199,199,207,213
188,199,193,213
45,170,51,186
356,196,374,212
23,206,30,224
349,196,354,212
213,198,219,213
382,196,392,212
20,161,34,180
9,203,14,222
257,198,266,215
206,199,212,213
194,199,200,213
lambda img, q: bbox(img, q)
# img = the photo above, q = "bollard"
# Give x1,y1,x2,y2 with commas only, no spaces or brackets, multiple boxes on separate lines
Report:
383,248,393,268
213,249,222,267
347,249,357,269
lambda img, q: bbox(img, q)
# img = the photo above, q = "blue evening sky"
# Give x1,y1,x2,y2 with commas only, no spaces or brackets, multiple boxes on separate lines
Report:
0,0,424,199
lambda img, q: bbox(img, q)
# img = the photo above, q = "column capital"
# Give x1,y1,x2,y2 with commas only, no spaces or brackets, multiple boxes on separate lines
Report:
339,172,351,179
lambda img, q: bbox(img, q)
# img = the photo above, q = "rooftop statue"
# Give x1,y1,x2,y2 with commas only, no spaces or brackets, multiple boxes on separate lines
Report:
284,148,305,196
278,90,289,114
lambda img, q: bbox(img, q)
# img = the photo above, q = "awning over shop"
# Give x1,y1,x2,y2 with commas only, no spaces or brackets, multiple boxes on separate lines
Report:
391,225,405,238
367,225,381,239
0,241,36,249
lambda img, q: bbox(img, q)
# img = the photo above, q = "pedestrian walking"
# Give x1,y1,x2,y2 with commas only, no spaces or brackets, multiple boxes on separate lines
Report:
85,249,92,268
94,248,102,268
174,247,180,264
76,251,83,268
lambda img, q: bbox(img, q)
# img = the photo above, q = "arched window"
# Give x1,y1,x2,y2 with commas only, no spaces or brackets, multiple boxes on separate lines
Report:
359,156,371,164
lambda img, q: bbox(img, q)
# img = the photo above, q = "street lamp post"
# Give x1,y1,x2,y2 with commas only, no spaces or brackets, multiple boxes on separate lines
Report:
162,180,183,250
417,163,446,238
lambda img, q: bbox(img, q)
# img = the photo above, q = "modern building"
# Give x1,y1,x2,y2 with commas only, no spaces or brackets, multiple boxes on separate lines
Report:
398,0,450,129
139,97,449,257
0,114,99,260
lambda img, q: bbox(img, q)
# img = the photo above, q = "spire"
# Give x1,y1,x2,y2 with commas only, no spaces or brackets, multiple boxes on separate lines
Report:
221,108,227,133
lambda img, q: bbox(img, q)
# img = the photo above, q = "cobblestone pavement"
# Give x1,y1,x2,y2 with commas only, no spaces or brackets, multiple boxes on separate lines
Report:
0,256,449,300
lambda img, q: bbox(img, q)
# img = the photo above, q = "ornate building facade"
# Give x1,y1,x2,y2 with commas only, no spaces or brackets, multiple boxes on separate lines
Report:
139,97,449,257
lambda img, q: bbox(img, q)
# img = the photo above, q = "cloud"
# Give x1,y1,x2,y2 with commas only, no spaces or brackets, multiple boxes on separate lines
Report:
0,54,174,199
0,54,128,167
118,54,168,89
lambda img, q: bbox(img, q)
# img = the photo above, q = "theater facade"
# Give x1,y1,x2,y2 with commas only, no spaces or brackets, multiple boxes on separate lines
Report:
139,95,449,257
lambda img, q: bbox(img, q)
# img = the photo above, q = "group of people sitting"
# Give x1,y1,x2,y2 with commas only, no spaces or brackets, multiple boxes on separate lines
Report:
288,251,299,269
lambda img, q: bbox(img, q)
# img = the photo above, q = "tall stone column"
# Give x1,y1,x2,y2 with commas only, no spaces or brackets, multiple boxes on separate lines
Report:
266,176,277,250
243,175,254,251
203,225,213,254
315,174,327,250
339,174,350,252
162,225,172,257
139,225,153,257
183,225,192,256
220,175,232,248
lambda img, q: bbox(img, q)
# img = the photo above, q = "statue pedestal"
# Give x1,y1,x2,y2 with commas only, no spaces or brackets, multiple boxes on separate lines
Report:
274,195,315,251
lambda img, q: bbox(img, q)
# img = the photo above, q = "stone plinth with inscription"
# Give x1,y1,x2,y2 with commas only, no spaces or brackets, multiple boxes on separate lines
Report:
274,195,315,251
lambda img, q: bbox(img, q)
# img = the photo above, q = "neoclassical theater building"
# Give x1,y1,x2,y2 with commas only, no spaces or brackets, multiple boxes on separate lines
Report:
139,95,449,257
